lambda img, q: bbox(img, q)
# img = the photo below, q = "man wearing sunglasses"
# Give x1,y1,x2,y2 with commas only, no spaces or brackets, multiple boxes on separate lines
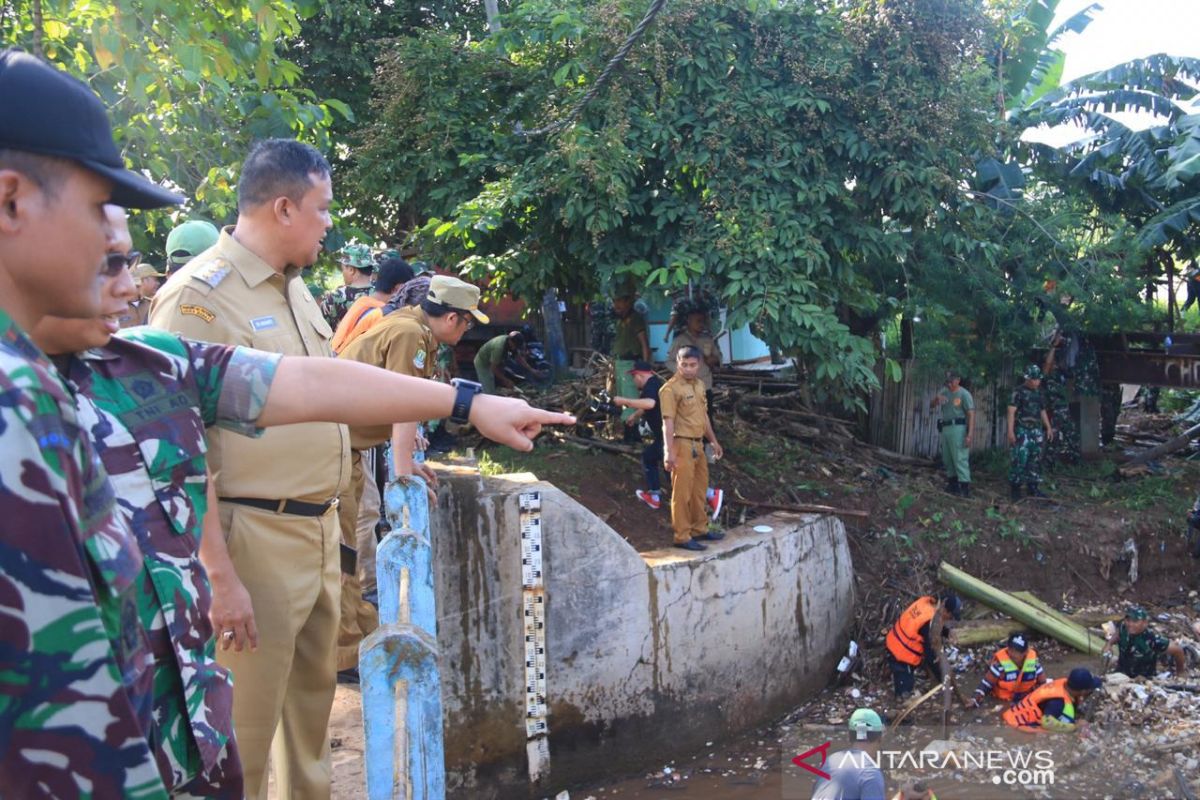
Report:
0,49,182,796
335,275,487,671
30,206,575,798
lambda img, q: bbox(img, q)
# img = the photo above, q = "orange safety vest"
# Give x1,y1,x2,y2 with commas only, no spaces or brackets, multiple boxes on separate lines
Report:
886,596,938,666
1003,678,1075,730
991,646,1041,702
331,295,386,354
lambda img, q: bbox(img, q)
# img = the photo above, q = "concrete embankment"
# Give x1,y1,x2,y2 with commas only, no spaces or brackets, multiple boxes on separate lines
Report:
431,467,855,798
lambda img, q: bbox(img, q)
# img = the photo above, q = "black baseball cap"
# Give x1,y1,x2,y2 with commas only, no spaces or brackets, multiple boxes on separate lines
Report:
0,49,182,209
628,360,656,374
1067,667,1103,692
1007,632,1028,650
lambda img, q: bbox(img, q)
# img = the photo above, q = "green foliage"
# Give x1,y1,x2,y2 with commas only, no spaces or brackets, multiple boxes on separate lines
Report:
348,0,1002,408
1,0,345,250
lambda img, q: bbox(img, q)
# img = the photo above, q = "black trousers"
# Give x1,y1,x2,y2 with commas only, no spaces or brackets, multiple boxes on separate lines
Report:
890,651,942,698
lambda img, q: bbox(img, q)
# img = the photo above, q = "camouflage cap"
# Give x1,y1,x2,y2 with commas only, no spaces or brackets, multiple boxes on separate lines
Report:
338,243,375,271
1023,364,1044,380
1125,605,1149,621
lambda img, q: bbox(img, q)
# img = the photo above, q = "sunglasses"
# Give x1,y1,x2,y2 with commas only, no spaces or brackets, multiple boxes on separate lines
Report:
103,250,142,277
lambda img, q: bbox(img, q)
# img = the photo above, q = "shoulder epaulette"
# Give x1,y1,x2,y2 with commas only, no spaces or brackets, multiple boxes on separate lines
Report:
189,257,234,291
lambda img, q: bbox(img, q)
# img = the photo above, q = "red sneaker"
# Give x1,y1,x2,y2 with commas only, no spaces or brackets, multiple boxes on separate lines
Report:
707,488,724,520
635,490,662,510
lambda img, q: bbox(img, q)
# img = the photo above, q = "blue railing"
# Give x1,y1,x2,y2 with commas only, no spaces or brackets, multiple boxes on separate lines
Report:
360,457,445,800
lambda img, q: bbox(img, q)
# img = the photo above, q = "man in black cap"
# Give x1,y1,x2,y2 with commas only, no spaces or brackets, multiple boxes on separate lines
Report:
884,591,962,700
968,632,1046,707
1004,667,1102,734
0,48,182,796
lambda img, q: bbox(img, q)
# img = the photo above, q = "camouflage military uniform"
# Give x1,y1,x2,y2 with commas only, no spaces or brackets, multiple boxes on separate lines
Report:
1116,622,1171,678
319,283,373,330
1009,384,1046,488
1043,369,1080,466
62,327,281,796
0,309,169,798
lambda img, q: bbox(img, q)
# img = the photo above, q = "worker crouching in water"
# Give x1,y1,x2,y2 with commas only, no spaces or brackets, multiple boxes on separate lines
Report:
885,592,962,700
967,632,1046,708
1003,667,1102,735
1102,605,1187,677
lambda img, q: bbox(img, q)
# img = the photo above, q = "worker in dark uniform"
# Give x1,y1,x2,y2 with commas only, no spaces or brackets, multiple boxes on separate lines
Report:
968,632,1046,707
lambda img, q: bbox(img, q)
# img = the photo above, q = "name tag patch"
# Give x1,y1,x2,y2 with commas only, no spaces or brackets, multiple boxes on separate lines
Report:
251,315,278,331
180,304,215,323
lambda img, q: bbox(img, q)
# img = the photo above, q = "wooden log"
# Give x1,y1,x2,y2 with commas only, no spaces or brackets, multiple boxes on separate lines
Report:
952,619,1026,645
552,432,641,455
729,494,870,519
1011,591,1083,631
1122,421,1200,467
938,562,1106,654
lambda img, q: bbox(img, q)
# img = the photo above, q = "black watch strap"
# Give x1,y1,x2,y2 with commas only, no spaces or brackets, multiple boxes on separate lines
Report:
450,379,482,424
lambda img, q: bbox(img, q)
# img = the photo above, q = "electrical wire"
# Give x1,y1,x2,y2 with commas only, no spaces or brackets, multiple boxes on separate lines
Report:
518,0,669,138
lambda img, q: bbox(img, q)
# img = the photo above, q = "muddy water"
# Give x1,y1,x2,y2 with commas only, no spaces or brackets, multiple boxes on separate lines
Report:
575,653,1161,800
322,651,1191,800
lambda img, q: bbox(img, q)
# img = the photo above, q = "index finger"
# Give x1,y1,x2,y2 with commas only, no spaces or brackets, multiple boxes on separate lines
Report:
526,408,576,426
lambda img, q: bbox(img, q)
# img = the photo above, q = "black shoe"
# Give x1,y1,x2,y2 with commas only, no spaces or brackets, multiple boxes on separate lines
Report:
1026,484,1048,498
1010,483,1022,501
694,531,726,542
958,482,971,498
674,540,707,551
945,477,960,494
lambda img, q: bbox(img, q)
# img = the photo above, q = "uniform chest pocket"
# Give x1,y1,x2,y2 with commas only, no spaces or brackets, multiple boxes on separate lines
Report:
132,409,208,541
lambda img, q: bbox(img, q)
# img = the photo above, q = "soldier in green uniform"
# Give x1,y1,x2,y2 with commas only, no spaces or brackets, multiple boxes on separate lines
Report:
1007,364,1053,500
930,369,975,497
319,243,375,328
1042,337,1080,467
1102,606,1187,677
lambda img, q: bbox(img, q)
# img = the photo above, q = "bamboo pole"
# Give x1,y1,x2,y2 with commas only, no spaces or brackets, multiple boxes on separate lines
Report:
888,684,942,731
938,563,1105,654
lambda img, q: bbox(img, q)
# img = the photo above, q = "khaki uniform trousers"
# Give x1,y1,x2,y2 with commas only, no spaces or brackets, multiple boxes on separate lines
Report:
216,501,341,800
356,446,382,596
336,449,381,671
669,437,709,544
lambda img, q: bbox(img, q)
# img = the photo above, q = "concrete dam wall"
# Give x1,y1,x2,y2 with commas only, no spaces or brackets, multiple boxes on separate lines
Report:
430,467,856,798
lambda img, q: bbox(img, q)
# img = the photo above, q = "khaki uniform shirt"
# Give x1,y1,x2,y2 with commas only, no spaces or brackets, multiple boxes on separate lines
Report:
148,228,350,503
338,305,437,450
667,330,720,389
119,298,150,329
659,373,708,438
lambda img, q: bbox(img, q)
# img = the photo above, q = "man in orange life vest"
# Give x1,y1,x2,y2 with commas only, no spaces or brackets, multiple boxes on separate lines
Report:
885,592,962,700
967,632,1046,707
1003,667,1102,735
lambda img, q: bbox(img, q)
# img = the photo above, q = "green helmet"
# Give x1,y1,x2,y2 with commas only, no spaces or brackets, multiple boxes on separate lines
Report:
1023,364,1044,380
166,220,220,269
339,243,375,271
848,708,884,740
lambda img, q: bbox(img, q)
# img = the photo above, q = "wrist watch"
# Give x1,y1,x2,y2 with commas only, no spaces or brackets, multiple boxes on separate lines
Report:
450,378,483,424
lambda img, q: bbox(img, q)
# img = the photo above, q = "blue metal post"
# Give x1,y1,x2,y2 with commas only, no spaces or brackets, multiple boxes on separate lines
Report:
361,458,444,800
